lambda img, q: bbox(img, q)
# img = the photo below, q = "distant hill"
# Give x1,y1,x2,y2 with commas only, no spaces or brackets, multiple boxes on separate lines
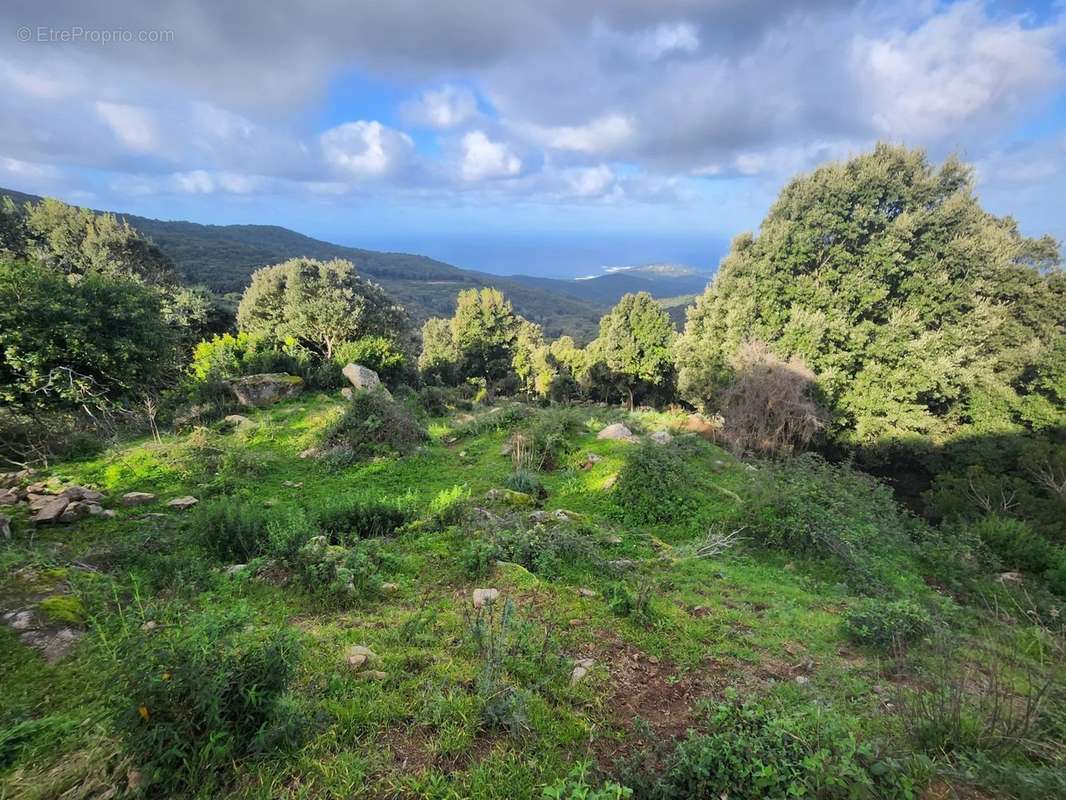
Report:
509,264,713,307
0,187,604,340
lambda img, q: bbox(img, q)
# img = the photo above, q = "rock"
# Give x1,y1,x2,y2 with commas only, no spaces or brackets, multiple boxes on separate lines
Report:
580,453,603,470
282,481,304,488
605,535,623,545
0,489,18,505
20,627,83,663
571,665,590,684
381,582,398,593
575,657,595,669
298,447,321,459
794,675,810,685
223,414,254,428
578,588,598,598
472,588,500,608
568,618,583,627
359,670,388,681
60,486,104,503
342,363,383,392
26,481,58,495
346,645,378,671
608,559,636,570
167,496,199,511
224,563,248,575
485,488,535,508
227,373,304,407
122,492,157,507
997,571,1023,585
552,509,578,522
3,610,35,631
86,503,104,515
0,514,10,539
33,496,70,524
649,430,674,445
340,387,354,400
602,474,619,490
98,509,116,519
27,494,54,511
529,510,550,523
597,423,638,443
140,621,158,632
58,501,91,523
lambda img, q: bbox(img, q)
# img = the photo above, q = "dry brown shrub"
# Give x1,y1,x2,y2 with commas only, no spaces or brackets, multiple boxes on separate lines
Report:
720,340,826,456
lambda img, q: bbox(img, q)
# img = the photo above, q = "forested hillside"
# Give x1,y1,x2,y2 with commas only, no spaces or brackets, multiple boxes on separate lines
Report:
0,188,603,340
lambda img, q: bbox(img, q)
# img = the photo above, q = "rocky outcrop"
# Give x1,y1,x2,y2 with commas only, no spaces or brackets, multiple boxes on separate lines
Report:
227,373,303,407
597,423,638,443
122,492,157,507
342,363,382,392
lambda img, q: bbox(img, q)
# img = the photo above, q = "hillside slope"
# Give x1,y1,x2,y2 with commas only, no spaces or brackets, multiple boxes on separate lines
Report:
509,265,712,306
0,187,604,339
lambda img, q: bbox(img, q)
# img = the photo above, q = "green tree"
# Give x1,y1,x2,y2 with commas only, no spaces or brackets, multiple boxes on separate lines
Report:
0,260,176,411
677,144,1064,444
236,258,406,360
0,197,27,260
418,317,460,385
598,292,676,409
512,319,545,395
448,288,521,396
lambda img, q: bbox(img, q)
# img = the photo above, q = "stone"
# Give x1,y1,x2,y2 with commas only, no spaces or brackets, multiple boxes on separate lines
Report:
346,645,378,671
997,571,1023,585
342,363,382,392
360,670,388,681
224,563,248,575
552,509,577,522
340,387,354,400
227,373,304,407
605,535,623,545
99,509,117,519
597,422,638,443
568,618,583,627
381,582,398,593
122,492,157,507
167,496,199,511
298,447,321,459
27,494,54,511
570,665,590,684
60,486,104,503
794,675,810,685
86,503,105,515
602,474,619,490
20,627,83,663
33,496,70,524
578,588,598,598
472,588,500,608
649,430,674,445
529,510,550,523
0,488,18,505
608,559,636,570
3,610,35,631
141,621,158,632
485,488,535,508
282,481,304,488
58,501,91,523
223,414,254,428
0,514,10,539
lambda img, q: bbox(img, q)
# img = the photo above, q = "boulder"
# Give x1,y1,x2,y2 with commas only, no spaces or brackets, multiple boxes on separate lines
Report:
227,373,303,407
122,492,157,507
342,364,382,392
472,588,500,608
485,488,535,508
223,414,254,428
997,571,1023,586
60,486,104,503
167,496,199,511
33,496,70,524
597,423,638,443
649,430,674,445
0,488,19,505
58,502,91,523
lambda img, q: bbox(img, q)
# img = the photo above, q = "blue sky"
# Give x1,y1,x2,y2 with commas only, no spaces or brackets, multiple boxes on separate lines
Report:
1,0,1064,277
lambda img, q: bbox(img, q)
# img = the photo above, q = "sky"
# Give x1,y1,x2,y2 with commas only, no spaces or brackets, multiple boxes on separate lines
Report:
1,0,1065,278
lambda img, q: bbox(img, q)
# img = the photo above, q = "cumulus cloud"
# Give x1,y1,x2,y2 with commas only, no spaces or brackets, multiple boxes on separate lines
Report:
518,114,634,155
402,85,479,129
460,131,522,181
320,121,414,179
95,102,159,153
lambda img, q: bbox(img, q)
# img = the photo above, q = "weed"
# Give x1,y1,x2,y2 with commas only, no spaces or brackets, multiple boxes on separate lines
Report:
193,497,271,561
841,598,933,651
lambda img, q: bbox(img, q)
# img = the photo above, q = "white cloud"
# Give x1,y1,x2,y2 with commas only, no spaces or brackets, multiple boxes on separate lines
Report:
403,84,478,129
636,22,699,60
563,164,619,198
95,102,158,153
460,130,522,181
519,114,634,155
320,120,414,178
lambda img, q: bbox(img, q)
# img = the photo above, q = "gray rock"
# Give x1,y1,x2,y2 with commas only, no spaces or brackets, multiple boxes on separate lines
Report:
33,496,70,524
224,563,248,575
226,373,304,407
223,414,254,428
529,510,551,523
578,588,598,598
167,496,199,511
3,609,35,630
570,665,590,684
19,627,83,663
650,430,674,445
342,363,382,392
122,492,157,507
597,422,638,443
58,501,91,523
472,588,500,608
340,387,354,400
0,488,19,506
346,645,378,671
60,486,104,503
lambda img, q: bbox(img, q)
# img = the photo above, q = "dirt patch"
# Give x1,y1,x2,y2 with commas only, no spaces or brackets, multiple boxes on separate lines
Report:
381,725,436,774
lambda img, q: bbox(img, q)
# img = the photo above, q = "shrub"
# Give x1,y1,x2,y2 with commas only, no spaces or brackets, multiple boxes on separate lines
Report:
416,385,451,416
332,336,409,386
841,598,933,650
193,497,271,562
718,341,826,457
320,389,427,465
505,469,544,497
607,580,658,626
427,484,471,529
109,605,303,794
626,698,908,800
493,524,597,578
967,516,1066,594
614,443,699,525
295,536,395,600
312,495,414,544
461,539,499,580
451,403,530,439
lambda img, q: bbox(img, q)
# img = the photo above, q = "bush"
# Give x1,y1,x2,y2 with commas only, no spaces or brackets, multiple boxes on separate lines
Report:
614,443,700,525
505,469,545,497
462,539,499,580
320,389,427,465
967,516,1066,594
493,524,597,578
416,385,451,416
193,497,272,562
332,336,410,386
625,698,908,800
427,484,470,529
841,598,933,650
607,580,658,626
109,605,303,794
294,536,396,600
312,495,414,544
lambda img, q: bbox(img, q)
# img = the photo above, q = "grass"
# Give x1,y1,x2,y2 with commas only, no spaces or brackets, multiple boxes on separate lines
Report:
0,393,1062,799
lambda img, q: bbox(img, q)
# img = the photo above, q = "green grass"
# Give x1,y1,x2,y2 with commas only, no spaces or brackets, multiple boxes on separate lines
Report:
0,395,1062,799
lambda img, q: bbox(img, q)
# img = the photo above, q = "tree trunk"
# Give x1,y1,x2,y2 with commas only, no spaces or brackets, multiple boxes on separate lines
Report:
627,386,634,411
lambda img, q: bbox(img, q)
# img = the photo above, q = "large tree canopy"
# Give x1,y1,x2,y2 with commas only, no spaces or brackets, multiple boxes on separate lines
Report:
236,257,407,359
599,291,676,409
448,287,521,392
678,144,1065,447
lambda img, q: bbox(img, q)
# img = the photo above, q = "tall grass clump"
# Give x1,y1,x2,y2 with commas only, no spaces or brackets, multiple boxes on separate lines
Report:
320,389,427,465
